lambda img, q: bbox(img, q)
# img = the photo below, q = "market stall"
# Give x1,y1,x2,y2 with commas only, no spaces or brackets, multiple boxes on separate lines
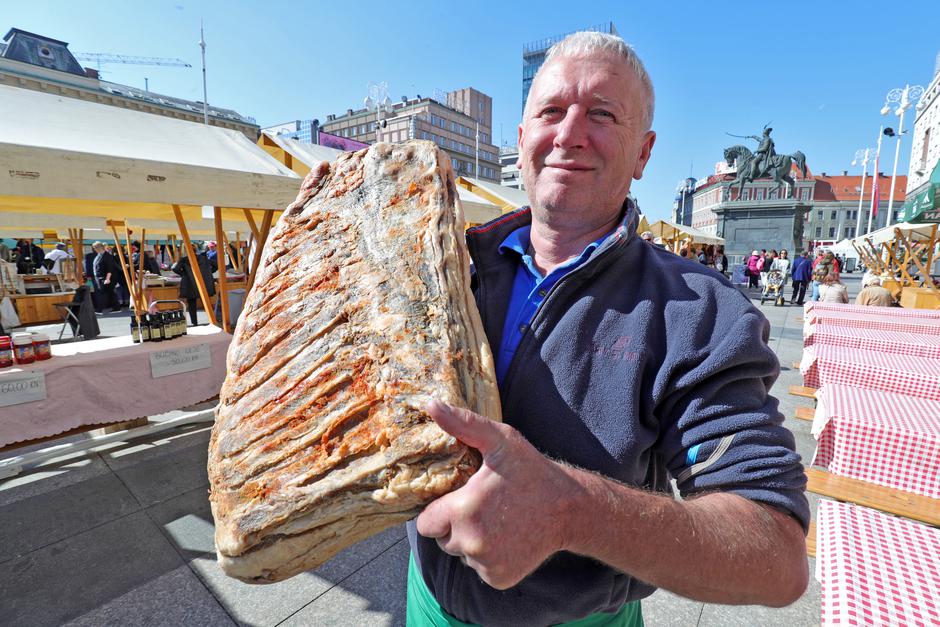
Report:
648,219,724,253
0,83,302,330
852,222,939,307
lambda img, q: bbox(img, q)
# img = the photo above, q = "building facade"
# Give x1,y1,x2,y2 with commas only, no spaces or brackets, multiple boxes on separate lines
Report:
499,145,523,190
261,120,316,143
521,22,617,114
672,178,696,225
690,162,906,256
320,88,500,182
901,52,940,221
0,28,259,139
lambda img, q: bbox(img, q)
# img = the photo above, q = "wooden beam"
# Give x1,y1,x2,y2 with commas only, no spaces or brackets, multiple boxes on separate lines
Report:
242,209,261,241
172,204,218,327
789,385,817,399
805,467,940,527
795,406,814,421
214,206,230,333
108,223,136,316
806,520,816,557
247,209,274,293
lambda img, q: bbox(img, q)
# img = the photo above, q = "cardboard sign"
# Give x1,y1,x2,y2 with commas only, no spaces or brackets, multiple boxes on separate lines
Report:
0,371,47,407
149,343,212,379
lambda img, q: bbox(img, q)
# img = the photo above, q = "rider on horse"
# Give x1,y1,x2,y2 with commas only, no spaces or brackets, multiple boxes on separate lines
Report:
747,127,776,179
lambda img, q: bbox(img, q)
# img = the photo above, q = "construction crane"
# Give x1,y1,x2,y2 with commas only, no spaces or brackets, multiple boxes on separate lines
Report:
73,53,192,91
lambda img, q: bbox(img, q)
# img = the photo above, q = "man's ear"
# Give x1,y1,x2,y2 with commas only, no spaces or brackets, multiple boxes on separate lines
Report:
632,130,657,180
516,123,525,168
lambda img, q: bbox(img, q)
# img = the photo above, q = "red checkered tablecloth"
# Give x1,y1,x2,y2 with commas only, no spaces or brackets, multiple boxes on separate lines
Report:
805,301,940,319
811,384,940,498
801,345,940,400
804,325,940,360
816,500,940,627
804,311,940,336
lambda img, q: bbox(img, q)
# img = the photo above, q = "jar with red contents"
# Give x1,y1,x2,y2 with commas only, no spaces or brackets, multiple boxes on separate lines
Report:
0,336,13,368
12,333,35,365
32,333,52,361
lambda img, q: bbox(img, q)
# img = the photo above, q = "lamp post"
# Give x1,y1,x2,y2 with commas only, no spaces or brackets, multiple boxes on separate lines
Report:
866,126,885,235
851,148,874,239
880,84,925,226
364,82,392,144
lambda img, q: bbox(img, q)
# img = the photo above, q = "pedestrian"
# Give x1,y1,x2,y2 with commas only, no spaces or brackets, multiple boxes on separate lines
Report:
790,251,812,305
771,249,790,288
172,246,217,326
43,242,72,275
90,241,118,312
714,245,728,276
394,30,808,625
746,249,761,288
817,271,848,303
855,274,895,306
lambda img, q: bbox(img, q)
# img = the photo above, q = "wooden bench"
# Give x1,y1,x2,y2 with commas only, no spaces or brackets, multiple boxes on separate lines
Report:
795,406,814,421
789,385,817,399
806,467,940,527
806,520,816,557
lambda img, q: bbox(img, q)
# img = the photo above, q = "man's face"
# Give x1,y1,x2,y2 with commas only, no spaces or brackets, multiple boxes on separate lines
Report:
518,55,655,223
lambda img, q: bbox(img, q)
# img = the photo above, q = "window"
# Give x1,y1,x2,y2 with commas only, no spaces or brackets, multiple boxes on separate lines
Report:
740,188,750,201
755,189,765,201
844,227,855,239
816,210,823,221
828,227,835,238
452,158,459,170
769,188,779,199
800,187,810,201
893,210,899,221
815,227,822,238
921,128,931,170
830,210,837,220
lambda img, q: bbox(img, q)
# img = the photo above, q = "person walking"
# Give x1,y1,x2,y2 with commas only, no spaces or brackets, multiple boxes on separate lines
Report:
172,247,216,325
90,241,118,312
770,249,790,289
746,250,762,288
790,252,812,305
714,245,728,277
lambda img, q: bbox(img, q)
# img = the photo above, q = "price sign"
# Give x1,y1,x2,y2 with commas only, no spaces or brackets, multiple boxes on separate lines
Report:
0,371,47,407
149,343,212,379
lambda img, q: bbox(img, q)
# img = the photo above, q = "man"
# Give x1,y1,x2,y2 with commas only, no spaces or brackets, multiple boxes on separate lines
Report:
747,127,776,179
856,274,895,306
44,242,73,275
408,31,808,626
790,251,812,305
91,241,117,312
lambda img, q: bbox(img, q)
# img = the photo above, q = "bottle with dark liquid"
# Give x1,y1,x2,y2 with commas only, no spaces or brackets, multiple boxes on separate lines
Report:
149,313,163,342
130,318,141,343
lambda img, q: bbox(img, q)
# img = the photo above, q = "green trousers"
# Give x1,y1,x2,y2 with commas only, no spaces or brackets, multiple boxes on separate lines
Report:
406,553,643,627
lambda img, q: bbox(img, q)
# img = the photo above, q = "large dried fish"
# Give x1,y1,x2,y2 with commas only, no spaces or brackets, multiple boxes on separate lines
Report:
208,140,500,583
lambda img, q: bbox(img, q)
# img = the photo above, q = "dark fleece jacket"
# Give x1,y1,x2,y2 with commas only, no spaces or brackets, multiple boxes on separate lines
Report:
407,203,808,626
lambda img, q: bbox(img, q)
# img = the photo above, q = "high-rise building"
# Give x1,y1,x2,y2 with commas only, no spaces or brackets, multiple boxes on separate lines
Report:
499,145,523,190
320,88,500,182
0,27,259,139
522,22,617,114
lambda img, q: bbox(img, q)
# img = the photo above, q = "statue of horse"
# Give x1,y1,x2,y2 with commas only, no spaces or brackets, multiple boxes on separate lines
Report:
723,145,807,198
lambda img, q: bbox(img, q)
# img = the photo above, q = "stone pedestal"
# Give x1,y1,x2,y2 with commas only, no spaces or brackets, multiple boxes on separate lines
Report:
713,199,810,257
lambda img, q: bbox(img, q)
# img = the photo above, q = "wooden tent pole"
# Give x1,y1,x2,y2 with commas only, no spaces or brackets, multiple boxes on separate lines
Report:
107,221,137,319
172,204,218,327
214,206,231,332
247,209,274,293
123,225,143,313
235,231,244,273
242,209,260,241
898,229,940,296
137,228,147,311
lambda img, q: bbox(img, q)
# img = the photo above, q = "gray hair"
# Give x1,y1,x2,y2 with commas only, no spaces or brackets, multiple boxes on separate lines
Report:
533,31,655,130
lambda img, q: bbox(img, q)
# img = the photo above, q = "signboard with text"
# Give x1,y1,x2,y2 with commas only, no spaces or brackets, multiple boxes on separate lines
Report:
149,343,212,379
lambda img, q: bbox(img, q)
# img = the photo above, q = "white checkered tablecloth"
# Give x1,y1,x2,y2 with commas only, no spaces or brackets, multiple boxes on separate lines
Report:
805,301,940,319
804,311,940,337
816,500,940,626
800,344,940,400
811,385,940,498
804,325,940,360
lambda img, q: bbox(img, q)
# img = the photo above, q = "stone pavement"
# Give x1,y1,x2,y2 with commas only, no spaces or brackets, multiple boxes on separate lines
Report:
0,274,864,626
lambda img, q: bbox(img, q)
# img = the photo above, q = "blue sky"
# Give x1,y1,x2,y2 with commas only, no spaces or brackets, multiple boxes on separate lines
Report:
6,1,940,219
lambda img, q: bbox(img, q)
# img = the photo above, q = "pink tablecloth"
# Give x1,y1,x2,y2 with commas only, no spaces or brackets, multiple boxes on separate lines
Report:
816,500,940,626
803,310,940,336
805,301,940,319
804,324,940,360
0,326,230,447
811,385,940,499
800,344,940,400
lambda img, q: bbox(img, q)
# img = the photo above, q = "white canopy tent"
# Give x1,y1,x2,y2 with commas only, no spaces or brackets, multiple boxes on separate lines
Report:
457,176,530,213
854,222,940,247
826,238,860,260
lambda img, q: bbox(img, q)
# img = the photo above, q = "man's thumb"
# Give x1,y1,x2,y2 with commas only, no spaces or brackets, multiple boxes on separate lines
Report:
425,400,505,457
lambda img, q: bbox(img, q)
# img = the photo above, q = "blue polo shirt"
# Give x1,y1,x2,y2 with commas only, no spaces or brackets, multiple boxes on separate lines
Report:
495,225,614,384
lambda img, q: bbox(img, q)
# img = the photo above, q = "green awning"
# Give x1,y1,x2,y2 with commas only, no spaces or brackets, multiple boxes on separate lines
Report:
899,160,940,223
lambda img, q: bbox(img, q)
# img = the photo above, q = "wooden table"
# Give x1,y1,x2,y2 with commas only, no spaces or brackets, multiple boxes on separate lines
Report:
8,292,75,325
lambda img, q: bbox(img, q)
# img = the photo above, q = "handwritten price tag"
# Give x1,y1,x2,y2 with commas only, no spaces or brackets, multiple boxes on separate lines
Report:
0,371,47,407
149,343,212,379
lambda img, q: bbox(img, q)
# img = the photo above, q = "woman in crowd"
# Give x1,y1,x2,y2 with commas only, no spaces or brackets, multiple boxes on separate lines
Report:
817,271,849,304
746,250,762,288
770,249,791,288
714,245,728,277
172,245,217,325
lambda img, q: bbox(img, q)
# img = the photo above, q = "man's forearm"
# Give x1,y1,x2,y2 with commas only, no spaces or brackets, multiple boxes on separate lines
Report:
558,465,808,606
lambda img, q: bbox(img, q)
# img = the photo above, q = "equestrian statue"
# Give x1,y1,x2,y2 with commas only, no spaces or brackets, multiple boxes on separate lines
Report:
723,126,807,198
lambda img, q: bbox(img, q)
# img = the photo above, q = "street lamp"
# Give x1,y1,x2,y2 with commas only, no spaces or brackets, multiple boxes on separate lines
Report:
364,81,392,144
880,84,925,226
850,148,874,239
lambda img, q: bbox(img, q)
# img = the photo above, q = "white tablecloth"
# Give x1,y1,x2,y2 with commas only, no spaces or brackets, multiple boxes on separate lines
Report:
0,326,230,447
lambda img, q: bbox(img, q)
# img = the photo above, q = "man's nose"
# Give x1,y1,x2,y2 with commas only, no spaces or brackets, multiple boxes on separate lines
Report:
553,110,588,149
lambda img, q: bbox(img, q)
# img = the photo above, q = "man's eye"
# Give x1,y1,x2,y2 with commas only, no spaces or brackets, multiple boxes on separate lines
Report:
540,107,563,118
590,109,614,119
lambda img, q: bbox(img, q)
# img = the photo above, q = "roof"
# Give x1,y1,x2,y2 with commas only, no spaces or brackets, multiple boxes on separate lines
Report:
813,174,907,202
457,176,530,212
0,83,300,232
854,222,938,247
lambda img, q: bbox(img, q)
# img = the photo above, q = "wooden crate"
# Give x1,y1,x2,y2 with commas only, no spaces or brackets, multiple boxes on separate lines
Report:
899,287,940,311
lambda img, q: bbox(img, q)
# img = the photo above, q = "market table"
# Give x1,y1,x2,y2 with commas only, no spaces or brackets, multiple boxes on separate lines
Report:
0,326,230,448
811,384,940,499
804,324,940,361
805,301,940,319
803,309,940,336
816,499,939,627
800,344,940,400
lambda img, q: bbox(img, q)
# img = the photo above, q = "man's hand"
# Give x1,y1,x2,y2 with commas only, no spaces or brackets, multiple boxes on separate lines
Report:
416,401,581,590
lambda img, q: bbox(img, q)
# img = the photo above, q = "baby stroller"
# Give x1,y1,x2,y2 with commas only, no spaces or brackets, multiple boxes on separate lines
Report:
760,270,786,306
